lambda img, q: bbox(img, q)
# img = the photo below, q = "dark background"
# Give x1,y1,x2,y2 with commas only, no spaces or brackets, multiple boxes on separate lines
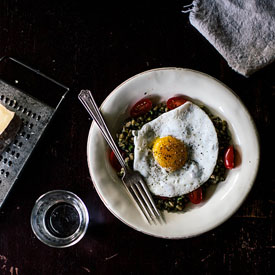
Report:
0,0,274,274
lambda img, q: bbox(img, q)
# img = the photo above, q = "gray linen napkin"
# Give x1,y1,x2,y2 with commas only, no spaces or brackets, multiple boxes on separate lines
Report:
188,0,275,76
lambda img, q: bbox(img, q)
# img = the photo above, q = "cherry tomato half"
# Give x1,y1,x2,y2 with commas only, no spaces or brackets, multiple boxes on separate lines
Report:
188,187,203,204
166,96,187,110
224,145,235,169
130,98,152,117
109,150,123,171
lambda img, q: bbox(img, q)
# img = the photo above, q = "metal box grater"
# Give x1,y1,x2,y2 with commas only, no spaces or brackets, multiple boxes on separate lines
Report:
0,57,69,207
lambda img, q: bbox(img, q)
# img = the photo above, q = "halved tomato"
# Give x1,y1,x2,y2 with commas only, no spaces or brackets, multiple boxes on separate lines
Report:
166,96,187,110
224,145,234,169
109,150,124,171
130,98,152,117
188,187,203,204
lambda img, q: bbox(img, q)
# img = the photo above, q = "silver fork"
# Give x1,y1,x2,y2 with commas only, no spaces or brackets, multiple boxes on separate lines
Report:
78,89,163,224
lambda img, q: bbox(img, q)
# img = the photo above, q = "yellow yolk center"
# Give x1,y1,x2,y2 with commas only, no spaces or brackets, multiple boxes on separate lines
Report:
152,136,188,171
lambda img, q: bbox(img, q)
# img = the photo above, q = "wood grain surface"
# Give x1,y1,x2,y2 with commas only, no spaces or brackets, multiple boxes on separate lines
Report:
0,0,274,274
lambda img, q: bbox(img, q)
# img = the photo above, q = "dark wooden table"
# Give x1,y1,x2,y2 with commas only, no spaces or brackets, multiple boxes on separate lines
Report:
0,1,274,274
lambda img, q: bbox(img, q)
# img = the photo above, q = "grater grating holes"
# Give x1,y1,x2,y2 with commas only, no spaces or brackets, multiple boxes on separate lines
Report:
1,95,38,119
0,169,8,177
0,93,40,180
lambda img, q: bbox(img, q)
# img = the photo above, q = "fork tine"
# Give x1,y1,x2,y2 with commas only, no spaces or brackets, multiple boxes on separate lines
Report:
123,171,164,224
131,184,163,225
136,178,164,222
134,183,161,223
126,184,153,224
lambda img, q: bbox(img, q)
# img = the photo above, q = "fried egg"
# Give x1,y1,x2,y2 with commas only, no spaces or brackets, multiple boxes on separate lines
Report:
133,101,219,197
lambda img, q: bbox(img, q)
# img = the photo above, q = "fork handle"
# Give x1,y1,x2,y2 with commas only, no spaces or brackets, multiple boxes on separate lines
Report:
78,90,128,171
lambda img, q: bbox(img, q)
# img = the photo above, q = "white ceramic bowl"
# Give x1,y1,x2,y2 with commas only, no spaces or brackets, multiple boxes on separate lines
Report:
87,68,260,239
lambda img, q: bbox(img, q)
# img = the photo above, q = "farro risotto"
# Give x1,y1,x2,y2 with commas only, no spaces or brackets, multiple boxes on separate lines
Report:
109,96,234,212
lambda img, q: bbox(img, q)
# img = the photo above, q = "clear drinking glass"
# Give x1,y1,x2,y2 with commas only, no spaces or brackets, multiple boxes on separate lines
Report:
30,190,89,248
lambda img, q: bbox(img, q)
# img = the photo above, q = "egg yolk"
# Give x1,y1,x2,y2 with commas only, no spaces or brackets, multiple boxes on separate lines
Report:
152,136,188,171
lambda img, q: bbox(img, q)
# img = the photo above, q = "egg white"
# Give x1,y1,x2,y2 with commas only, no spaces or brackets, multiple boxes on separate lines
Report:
133,101,219,197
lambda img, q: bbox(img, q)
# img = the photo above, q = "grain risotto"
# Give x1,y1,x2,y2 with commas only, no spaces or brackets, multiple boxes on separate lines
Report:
114,100,232,212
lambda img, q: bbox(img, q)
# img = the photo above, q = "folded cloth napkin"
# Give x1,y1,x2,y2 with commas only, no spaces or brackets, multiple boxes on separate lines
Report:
188,0,275,76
